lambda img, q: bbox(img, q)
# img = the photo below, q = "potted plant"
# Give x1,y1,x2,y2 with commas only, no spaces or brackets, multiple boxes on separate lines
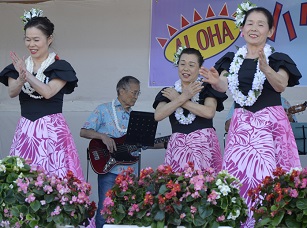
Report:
0,156,96,228
248,166,307,227
102,162,248,228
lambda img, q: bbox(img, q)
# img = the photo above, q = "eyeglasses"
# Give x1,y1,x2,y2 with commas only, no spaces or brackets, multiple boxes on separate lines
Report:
125,89,141,97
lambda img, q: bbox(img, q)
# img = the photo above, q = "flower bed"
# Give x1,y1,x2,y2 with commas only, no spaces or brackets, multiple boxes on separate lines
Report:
102,162,248,228
249,166,307,227
0,156,96,228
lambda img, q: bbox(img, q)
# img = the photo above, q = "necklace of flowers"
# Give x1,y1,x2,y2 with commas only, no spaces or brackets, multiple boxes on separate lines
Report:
227,44,273,107
174,77,202,125
112,99,127,133
23,52,56,99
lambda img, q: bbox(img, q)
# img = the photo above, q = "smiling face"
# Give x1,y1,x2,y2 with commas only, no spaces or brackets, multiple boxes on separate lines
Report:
241,11,274,47
24,27,52,61
178,53,200,86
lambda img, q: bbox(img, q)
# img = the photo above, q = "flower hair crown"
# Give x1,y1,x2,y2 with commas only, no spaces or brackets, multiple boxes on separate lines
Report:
173,45,187,66
234,0,257,28
21,8,43,25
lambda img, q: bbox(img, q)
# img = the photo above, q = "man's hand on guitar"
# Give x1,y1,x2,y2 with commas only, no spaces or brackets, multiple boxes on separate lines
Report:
101,134,117,153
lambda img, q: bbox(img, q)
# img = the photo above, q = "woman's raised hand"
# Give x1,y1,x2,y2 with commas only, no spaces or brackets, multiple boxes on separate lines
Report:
258,47,270,74
10,51,26,74
181,81,203,100
199,66,220,85
161,87,180,101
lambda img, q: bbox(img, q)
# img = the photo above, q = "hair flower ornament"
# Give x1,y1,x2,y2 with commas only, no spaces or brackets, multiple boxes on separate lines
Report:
235,0,257,28
21,8,43,24
173,45,186,66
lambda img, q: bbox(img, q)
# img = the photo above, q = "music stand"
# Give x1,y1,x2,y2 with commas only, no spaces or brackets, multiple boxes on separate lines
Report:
125,111,158,175
291,122,307,155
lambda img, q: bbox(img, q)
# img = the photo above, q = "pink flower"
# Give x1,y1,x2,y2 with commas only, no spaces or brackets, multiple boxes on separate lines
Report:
180,213,186,219
43,185,53,194
25,193,35,203
190,206,197,214
290,189,298,198
16,178,29,194
103,197,114,207
51,206,61,216
217,215,225,222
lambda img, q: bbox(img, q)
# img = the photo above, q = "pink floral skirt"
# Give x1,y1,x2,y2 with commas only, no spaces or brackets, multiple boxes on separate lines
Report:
9,113,84,181
165,128,222,173
223,106,301,227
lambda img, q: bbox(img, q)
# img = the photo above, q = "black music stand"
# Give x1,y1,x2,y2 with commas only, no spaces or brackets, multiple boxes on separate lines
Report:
291,122,307,155
125,111,158,175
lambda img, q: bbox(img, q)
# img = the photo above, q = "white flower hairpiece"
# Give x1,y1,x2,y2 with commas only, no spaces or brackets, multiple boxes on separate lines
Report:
234,0,257,28
21,8,43,25
173,45,187,66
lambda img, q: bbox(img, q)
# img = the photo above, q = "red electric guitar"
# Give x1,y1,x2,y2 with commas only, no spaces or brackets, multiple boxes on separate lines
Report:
88,135,170,174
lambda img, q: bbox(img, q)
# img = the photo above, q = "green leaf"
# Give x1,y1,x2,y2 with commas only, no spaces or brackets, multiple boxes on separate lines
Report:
154,210,165,221
30,200,41,212
44,194,55,203
272,211,284,226
297,199,307,210
255,218,270,228
285,216,301,227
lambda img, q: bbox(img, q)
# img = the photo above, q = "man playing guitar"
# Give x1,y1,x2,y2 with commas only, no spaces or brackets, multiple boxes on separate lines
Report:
80,76,164,228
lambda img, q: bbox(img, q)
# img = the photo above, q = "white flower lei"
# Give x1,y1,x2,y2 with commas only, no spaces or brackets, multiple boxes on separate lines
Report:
23,52,56,99
228,44,273,107
174,77,202,125
112,99,127,133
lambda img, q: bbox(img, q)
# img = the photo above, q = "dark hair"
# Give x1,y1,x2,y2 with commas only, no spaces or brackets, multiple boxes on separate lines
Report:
243,7,274,30
178,48,204,67
116,76,140,95
24,16,54,37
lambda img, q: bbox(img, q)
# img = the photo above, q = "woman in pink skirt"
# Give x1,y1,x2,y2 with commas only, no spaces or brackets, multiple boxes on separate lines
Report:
153,47,227,173
199,3,302,227
0,8,84,181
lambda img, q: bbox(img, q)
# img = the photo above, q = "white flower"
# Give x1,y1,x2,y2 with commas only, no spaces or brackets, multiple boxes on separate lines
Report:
173,45,186,66
218,184,231,196
234,0,257,28
21,8,43,25
16,157,24,168
0,164,6,173
215,179,223,186
232,197,237,203
227,209,241,220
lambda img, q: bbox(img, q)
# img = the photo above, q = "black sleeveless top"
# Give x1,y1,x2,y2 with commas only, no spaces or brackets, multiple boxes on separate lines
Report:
0,60,78,121
214,52,301,112
153,82,227,134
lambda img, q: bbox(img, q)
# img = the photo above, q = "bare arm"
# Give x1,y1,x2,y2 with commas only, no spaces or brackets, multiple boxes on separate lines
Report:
8,76,26,98
26,72,67,99
181,97,217,119
199,67,228,92
258,49,288,92
10,52,67,99
154,81,203,121
80,128,117,152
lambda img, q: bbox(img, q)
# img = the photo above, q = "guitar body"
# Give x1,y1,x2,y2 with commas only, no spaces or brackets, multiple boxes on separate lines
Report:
88,135,139,174
88,135,170,175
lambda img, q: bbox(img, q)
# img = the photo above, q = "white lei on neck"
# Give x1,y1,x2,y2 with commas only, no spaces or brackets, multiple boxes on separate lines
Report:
112,99,127,133
174,77,201,125
23,52,56,99
228,44,273,107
